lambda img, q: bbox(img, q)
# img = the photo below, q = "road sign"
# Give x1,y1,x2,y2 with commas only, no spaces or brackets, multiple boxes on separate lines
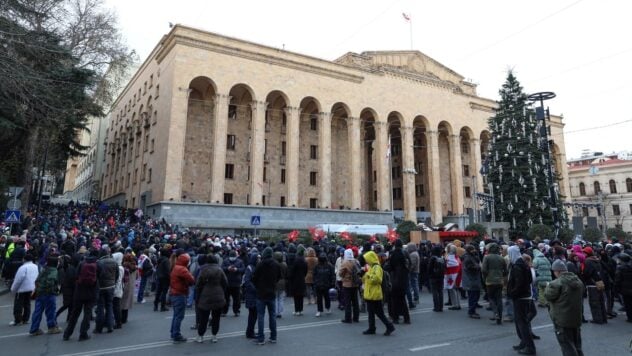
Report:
8,187,24,197
250,215,261,226
7,199,21,210
5,210,21,223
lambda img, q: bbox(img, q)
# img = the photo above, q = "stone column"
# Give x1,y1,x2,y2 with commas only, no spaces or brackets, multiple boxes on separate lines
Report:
450,134,464,215
319,112,332,209
210,94,231,203
285,106,301,207
375,121,390,211
426,130,442,224
347,117,362,209
471,138,484,193
163,86,190,201
249,100,267,205
401,125,417,223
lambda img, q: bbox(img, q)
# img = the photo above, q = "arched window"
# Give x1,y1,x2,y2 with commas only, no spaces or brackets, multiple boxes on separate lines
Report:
627,178,632,193
594,181,601,195
609,179,617,194
579,182,586,196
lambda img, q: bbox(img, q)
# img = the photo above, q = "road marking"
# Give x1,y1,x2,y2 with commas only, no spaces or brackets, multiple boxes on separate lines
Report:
0,332,29,339
532,323,553,330
0,304,14,308
409,342,451,352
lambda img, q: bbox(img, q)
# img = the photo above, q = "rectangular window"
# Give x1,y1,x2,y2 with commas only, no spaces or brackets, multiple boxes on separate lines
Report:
391,144,401,156
152,110,157,125
373,171,377,183
415,161,423,174
142,164,147,181
224,193,233,205
280,196,286,207
144,134,149,151
463,165,470,177
281,169,286,184
310,198,318,209
464,186,471,198
134,168,138,185
281,141,286,156
126,173,130,187
155,84,159,98
133,93,136,103
262,195,266,206
310,145,318,159
148,168,152,183
137,88,141,100
149,74,153,87
144,81,147,94
461,142,469,153
392,166,400,179
415,184,424,197
310,116,318,130
136,140,141,157
582,207,589,217
228,105,237,120
613,204,620,216
263,167,267,182
310,171,317,186
629,204,632,214
225,164,234,179
227,135,236,150
150,139,155,153
373,190,377,202
392,187,402,200
247,166,250,181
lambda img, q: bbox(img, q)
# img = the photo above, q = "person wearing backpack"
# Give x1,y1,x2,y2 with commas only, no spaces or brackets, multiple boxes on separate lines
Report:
313,252,335,317
64,249,100,341
29,254,62,336
482,243,508,325
95,247,119,333
339,248,360,323
427,245,446,312
361,250,395,336
137,249,154,303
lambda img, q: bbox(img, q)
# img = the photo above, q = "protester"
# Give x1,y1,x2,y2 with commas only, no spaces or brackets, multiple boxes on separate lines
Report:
339,248,360,323
29,254,62,336
273,251,287,318
313,252,335,317
243,251,260,339
482,243,507,325
361,250,395,336
614,253,632,322
252,247,281,345
444,244,462,311
289,245,307,316
10,252,38,326
154,248,171,312
428,245,445,312
507,245,536,355
304,247,318,305
195,254,227,343
462,244,482,319
95,246,118,333
222,249,245,317
63,249,99,341
169,252,195,343
388,239,411,323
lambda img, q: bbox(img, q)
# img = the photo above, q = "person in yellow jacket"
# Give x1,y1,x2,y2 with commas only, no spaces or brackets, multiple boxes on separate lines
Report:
361,251,395,336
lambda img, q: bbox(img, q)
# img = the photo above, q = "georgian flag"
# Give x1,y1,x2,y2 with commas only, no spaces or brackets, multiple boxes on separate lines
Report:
444,254,462,289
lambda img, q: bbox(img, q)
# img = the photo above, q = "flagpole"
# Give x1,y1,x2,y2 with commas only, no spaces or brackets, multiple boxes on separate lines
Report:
388,134,394,222
409,18,413,50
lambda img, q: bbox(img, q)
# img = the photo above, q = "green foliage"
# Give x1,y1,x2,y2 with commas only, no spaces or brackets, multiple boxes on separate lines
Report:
557,227,575,244
606,227,627,240
582,227,603,243
527,224,553,241
465,223,487,244
486,71,567,236
396,220,417,244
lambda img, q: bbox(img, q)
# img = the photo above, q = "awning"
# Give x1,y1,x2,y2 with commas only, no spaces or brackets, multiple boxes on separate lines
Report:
439,231,479,238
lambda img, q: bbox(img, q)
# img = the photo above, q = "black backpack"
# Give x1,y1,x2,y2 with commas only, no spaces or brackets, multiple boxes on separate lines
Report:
77,262,97,287
431,256,446,279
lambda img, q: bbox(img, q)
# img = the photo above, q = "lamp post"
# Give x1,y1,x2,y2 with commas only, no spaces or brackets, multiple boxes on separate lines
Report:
527,91,560,237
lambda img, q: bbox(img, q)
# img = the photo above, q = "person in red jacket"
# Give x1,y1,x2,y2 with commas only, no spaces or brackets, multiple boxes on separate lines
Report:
169,252,195,343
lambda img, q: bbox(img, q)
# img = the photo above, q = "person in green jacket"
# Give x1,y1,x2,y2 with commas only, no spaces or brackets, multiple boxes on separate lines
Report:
482,243,508,325
532,249,552,307
29,255,62,336
544,259,584,356
361,251,395,336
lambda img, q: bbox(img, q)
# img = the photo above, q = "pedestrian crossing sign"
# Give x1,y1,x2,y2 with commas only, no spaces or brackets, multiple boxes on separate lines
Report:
5,210,20,223
250,215,261,226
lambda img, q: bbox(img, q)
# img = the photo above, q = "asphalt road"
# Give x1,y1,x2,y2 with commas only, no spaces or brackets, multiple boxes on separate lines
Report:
0,290,630,356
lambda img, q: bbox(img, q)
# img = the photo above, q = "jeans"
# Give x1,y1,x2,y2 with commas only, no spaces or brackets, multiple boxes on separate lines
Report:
430,279,444,311
406,272,420,305
154,278,169,309
315,288,330,312
256,298,276,342
366,300,393,332
505,297,514,320
467,290,481,315
95,288,114,331
29,294,57,333
343,287,359,322
487,284,503,320
223,286,241,314
137,275,148,302
513,298,536,352
275,290,284,316
63,300,94,339
554,326,584,356
170,295,186,339
13,291,31,323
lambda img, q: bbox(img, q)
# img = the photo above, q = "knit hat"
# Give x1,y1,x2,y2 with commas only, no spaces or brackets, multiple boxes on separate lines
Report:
551,259,567,272
262,247,273,259
583,246,593,256
344,249,354,261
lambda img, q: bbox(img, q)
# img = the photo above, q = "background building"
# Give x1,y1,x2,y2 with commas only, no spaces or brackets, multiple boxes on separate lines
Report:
99,25,570,231
568,153,632,233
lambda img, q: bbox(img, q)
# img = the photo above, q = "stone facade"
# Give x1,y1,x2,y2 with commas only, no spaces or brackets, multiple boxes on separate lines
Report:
568,155,632,233
100,25,570,227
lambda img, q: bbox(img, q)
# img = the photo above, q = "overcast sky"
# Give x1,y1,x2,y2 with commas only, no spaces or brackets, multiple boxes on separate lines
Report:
106,0,631,159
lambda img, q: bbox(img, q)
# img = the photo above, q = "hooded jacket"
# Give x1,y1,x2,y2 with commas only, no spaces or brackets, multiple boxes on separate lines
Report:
170,254,195,296
340,249,360,288
304,248,318,284
614,259,632,296
461,250,482,291
362,251,383,301
195,260,228,311
544,271,584,328
406,244,420,274
97,254,119,290
481,243,507,286
507,246,532,300
252,247,281,300
112,252,124,298
313,253,335,290
221,254,246,288
532,249,552,285
242,253,259,308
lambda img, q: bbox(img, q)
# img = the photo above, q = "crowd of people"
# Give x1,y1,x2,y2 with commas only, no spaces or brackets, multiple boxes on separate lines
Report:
1,202,631,355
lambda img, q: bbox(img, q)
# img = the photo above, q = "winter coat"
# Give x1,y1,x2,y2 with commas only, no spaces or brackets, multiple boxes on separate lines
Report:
482,243,507,286
221,257,246,288
582,256,602,286
313,259,335,291
461,252,482,291
10,261,38,294
407,244,420,274
243,254,258,309
60,260,78,303
274,252,287,292
389,248,410,293
544,272,584,328
362,251,383,301
288,255,307,296
122,253,137,310
614,262,632,296
532,250,552,286
507,258,532,300
195,263,227,311
340,259,360,288
155,255,170,280
170,254,195,296
305,248,318,284
97,256,119,290
35,266,59,296
73,256,99,302
252,256,281,300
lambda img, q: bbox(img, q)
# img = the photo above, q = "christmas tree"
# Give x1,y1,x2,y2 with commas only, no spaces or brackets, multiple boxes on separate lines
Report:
486,72,567,238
